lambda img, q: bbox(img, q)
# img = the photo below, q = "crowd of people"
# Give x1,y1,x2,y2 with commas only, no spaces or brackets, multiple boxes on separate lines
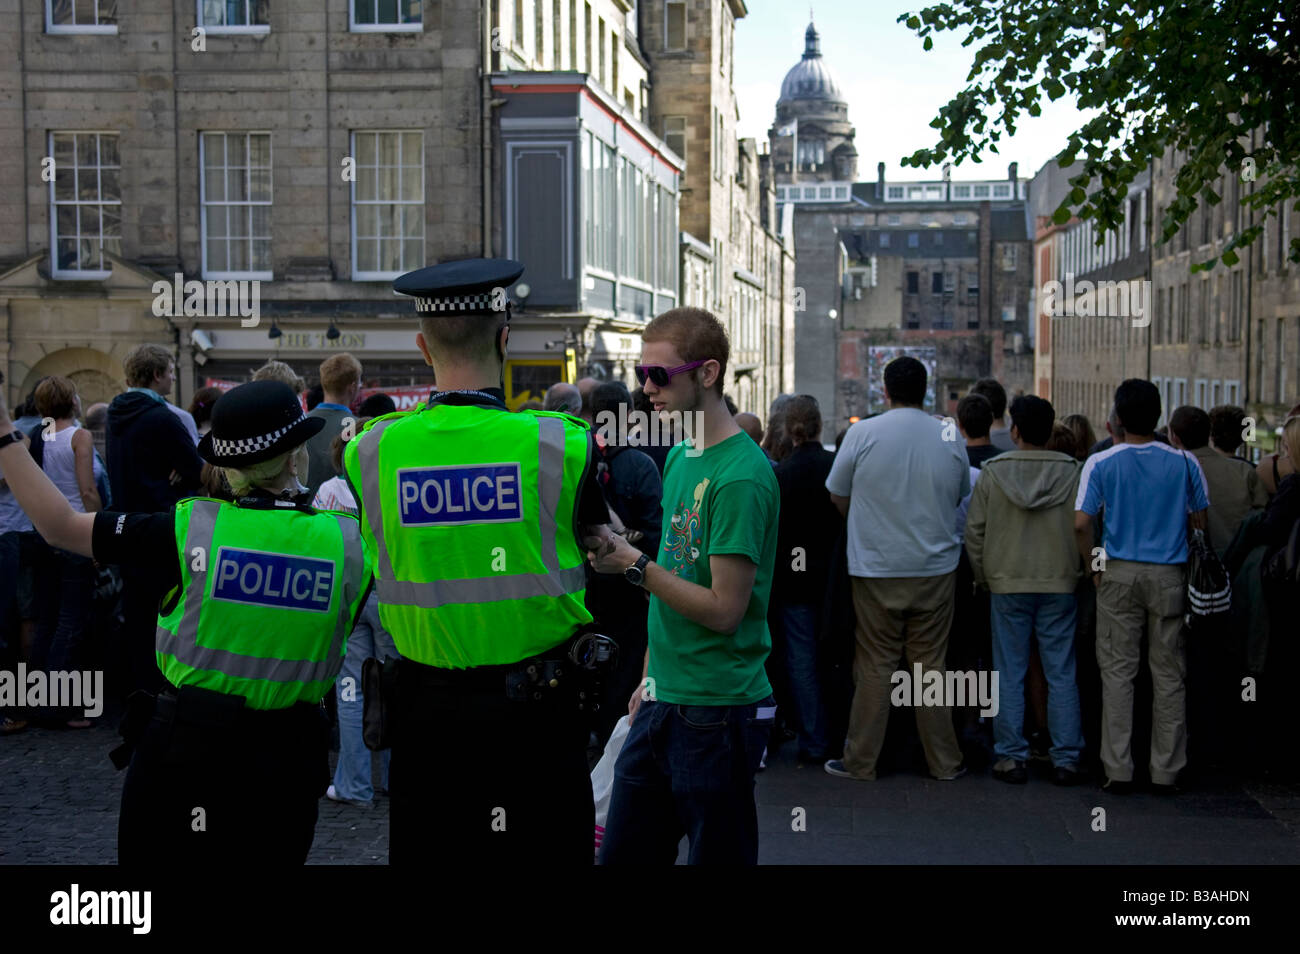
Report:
2,342,1298,806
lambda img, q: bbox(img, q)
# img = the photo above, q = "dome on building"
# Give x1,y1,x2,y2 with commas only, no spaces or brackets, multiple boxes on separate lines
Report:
778,21,844,105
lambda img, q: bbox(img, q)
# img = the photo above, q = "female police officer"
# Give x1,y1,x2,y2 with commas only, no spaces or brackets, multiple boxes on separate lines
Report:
0,379,372,864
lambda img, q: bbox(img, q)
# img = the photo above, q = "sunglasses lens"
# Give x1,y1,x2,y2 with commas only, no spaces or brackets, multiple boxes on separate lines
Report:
634,366,648,386
636,366,670,387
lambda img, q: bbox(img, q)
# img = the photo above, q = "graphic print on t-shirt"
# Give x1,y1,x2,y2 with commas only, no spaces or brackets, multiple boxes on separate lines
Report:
663,477,709,578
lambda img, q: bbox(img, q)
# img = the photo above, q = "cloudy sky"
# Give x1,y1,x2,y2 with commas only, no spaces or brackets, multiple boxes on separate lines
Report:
732,0,1099,183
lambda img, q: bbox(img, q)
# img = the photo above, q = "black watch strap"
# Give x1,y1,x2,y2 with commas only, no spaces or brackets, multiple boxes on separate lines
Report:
625,553,651,586
0,430,23,450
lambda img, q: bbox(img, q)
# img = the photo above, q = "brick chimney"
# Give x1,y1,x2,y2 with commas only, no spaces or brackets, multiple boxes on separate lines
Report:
877,161,886,200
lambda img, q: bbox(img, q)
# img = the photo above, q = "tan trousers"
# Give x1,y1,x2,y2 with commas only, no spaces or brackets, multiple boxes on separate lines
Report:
842,573,963,779
1095,559,1187,785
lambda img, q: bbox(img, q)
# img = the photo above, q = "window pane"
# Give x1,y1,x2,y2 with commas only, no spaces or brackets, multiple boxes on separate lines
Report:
249,167,271,202
207,239,228,272
100,167,120,201
401,132,421,163
54,165,76,201
228,239,249,272
354,0,376,24
98,134,119,167
378,204,399,238
377,0,398,24
250,205,271,237
56,206,77,238
101,204,121,239
76,134,97,168
377,165,398,201
400,165,421,202
228,207,249,238
227,167,248,203
355,166,376,202
205,167,225,203
207,206,228,239
375,133,399,165
403,239,422,269
402,205,422,238
355,133,376,166
57,238,78,269
355,205,377,238
378,238,401,273
77,167,99,201
248,134,270,168
356,238,378,273
401,0,420,24
74,0,96,26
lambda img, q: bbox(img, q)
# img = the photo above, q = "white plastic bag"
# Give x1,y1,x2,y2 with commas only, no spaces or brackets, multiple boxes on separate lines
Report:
592,715,631,858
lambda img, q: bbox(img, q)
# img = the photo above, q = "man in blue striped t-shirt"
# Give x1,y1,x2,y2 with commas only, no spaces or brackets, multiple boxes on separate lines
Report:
1074,379,1209,795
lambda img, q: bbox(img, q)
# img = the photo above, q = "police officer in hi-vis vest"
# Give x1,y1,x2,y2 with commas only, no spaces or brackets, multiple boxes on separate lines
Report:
0,379,372,864
343,258,615,865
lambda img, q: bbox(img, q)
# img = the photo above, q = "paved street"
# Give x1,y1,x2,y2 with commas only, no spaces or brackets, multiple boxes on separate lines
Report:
2,719,1298,865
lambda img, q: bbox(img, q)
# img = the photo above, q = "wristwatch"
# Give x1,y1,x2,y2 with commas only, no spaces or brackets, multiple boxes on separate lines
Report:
624,553,651,587
0,430,22,451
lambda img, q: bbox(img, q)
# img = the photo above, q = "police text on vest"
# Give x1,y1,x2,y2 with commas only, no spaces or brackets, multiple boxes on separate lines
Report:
397,463,524,526
212,548,335,612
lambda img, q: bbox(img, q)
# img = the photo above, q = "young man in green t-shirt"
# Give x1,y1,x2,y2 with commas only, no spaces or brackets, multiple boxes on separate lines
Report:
588,306,779,865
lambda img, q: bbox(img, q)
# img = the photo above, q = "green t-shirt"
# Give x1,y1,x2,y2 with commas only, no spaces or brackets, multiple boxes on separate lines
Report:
647,431,778,706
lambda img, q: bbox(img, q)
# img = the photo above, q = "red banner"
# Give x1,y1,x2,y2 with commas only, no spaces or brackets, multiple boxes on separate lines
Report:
203,378,239,393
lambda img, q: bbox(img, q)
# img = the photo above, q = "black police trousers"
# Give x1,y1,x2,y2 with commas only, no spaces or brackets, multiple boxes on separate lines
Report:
117,689,330,865
389,659,594,865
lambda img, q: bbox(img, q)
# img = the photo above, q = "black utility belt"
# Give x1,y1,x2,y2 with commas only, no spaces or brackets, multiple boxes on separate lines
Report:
361,631,620,751
111,684,322,769
153,684,322,729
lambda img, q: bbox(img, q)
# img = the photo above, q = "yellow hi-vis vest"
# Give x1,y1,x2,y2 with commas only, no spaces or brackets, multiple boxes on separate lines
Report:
155,498,371,709
344,403,593,669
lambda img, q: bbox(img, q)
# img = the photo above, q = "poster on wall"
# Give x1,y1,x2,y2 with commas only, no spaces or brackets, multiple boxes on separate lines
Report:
867,346,937,413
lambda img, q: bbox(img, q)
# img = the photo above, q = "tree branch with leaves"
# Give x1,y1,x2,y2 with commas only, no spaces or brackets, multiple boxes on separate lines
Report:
898,0,1299,272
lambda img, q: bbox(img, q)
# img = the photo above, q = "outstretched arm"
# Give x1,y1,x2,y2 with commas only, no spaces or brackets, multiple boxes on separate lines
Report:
0,398,95,556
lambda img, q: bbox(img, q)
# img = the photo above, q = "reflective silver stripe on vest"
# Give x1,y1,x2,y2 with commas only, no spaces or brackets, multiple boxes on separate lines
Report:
331,512,366,662
537,415,566,573
375,564,587,607
358,417,402,583
156,499,358,685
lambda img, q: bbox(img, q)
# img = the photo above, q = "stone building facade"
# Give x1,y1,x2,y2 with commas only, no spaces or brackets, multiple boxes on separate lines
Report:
639,0,795,414
0,0,688,412
1031,134,1298,457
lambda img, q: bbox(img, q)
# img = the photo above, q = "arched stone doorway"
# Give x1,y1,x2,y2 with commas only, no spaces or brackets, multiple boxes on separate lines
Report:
21,348,123,410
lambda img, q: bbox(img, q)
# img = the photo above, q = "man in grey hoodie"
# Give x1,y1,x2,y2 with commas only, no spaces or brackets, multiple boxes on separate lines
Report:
965,395,1086,786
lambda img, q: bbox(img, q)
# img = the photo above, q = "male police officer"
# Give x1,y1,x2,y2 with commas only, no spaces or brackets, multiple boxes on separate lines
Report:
0,380,372,864
344,258,614,865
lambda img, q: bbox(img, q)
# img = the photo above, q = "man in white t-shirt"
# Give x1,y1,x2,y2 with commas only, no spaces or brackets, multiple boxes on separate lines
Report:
824,356,970,782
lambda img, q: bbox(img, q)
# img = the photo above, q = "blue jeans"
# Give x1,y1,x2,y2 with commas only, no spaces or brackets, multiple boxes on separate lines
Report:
599,695,775,865
332,594,400,802
990,592,1085,767
779,602,828,758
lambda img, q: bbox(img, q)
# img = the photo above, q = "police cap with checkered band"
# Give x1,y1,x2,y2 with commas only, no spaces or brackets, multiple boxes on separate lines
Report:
392,257,525,317
197,380,326,468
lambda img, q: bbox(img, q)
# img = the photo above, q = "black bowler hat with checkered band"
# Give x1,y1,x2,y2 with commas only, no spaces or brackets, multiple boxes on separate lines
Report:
197,380,326,468
392,258,525,316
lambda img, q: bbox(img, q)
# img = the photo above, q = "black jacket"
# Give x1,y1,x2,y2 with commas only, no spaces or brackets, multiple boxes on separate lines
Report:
774,441,843,605
105,391,204,513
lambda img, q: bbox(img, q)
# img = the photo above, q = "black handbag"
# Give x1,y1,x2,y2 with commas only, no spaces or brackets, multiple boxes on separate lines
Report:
1182,454,1231,626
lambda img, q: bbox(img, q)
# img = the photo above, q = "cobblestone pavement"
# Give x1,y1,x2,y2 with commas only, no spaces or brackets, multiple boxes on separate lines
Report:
2,720,1298,865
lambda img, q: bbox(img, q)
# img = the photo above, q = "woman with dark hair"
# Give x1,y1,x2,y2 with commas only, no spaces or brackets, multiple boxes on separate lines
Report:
188,386,223,439
1061,414,1095,462
770,395,841,764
